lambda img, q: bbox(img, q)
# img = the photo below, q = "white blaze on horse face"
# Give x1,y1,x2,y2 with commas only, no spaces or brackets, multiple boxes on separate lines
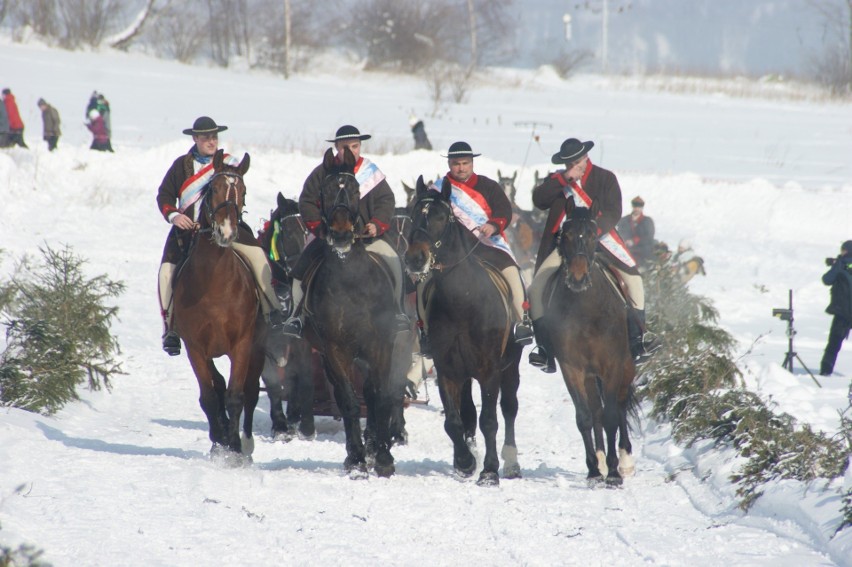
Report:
212,180,238,246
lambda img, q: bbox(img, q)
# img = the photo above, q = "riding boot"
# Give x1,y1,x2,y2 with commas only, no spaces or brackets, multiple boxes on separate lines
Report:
281,278,304,338
628,308,660,365
528,318,556,373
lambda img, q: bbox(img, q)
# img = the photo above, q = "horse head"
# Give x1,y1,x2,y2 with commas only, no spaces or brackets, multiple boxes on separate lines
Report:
405,175,454,278
270,192,308,275
558,197,599,292
497,169,518,205
319,146,360,256
205,149,250,247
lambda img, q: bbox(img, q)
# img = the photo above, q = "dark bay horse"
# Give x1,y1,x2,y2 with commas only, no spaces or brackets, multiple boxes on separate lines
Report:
303,147,410,477
405,176,523,486
544,197,638,485
258,193,315,440
172,149,264,458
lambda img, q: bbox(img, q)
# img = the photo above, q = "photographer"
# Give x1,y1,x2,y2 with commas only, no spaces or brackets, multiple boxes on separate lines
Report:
819,240,852,376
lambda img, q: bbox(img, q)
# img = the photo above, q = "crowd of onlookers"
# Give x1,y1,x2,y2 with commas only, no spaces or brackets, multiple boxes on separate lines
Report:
0,88,113,152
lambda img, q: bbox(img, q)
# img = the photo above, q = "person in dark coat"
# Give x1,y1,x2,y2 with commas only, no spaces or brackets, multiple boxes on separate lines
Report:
2,88,28,148
616,196,655,271
410,115,432,150
0,96,10,147
280,124,409,338
86,109,112,152
412,141,533,355
156,116,286,355
819,240,852,376
38,98,61,151
527,137,656,372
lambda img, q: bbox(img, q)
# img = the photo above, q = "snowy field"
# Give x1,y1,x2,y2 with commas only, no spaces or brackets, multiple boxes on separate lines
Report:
0,40,851,566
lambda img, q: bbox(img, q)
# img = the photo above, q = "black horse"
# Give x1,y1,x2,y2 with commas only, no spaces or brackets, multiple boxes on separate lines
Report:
303,147,410,477
543,197,638,486
405,176,523,486
258,193,315,440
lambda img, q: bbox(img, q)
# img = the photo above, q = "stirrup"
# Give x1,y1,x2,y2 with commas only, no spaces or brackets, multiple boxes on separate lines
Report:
281,317,303,339
528,346,556,373
513,322,534,345
162,331,181,356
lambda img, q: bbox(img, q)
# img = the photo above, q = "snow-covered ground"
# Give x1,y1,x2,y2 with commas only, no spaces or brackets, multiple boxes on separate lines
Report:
0,41,850,566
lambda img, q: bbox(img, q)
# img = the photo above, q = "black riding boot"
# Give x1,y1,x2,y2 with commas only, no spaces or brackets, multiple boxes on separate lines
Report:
417,325,432,358
528,318,556,373
628,309,659,364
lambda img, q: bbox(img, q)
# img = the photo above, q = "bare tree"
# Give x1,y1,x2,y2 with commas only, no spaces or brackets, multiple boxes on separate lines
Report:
55,0,124,48
808,0,852,94
142,3,205,63
107,0,161,50
284,0,292,78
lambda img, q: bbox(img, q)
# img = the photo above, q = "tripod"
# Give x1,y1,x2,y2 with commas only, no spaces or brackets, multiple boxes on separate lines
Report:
775,289,821,388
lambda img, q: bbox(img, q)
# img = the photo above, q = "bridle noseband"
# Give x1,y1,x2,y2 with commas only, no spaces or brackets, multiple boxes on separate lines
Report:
205,171,245,224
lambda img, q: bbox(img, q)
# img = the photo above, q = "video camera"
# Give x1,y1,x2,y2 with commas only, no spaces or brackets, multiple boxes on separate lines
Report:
772,307,793,322
825,257,836,267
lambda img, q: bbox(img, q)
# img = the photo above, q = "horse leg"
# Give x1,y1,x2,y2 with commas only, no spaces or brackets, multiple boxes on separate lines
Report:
240,342,264,457
439,376,477,478
500,354,522,480
617,382,636,477
460,379,477,447
294,350,317,439
587,374,607,478
186,350,228,450
476,377,501,487
560,363,604,483
323,349,366,475
261,356,289,438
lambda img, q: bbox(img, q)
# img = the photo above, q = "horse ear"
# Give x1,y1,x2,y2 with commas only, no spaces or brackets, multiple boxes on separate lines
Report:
564,196,575,215
415,175,427,198
511,170,517,182
590,199,600,218
213,148,224,170
322,147,335,170
497,169,503,179
277,192,286,211
238,152,250,175
341,146,356,169
441,177,452,201
403,180,414,201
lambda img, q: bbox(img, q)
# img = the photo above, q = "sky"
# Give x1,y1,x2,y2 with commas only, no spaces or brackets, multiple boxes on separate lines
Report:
0,39,851,566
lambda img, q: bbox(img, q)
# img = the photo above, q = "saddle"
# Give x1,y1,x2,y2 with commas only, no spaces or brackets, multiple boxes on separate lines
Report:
542,256,635,311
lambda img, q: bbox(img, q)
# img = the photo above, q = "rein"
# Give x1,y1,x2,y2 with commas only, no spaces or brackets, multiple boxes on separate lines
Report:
413,197,483,276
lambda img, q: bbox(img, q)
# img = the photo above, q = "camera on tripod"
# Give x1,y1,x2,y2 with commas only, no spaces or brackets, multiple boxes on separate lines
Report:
772,307,793,321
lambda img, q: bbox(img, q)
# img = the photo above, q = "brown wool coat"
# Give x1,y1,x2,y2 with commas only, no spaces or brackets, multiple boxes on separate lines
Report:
41,104,61,138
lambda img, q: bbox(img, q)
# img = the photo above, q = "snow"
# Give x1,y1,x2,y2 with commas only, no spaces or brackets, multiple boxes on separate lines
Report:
1,40,851,566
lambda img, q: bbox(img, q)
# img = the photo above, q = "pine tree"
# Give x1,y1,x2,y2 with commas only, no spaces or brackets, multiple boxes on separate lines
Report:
0,245,125,415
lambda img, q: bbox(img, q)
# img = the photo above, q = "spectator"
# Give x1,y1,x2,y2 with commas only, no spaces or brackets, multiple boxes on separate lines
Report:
2,88,28,148
410,115,432,150
0,95,10,147
616,195,655,271
86,109,112,152
38,98,61,151
819,240,852,376
87,91,113,151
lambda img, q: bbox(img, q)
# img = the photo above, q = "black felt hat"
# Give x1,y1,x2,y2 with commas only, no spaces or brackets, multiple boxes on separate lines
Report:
442,141,481,159
326,124,371,143
631,196,645,207
551,138,594,165
182,116,228,136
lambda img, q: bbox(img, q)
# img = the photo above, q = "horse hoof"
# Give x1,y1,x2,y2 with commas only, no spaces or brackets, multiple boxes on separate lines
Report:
502,464,522,480
374,462,395,478
476,471,500,487
605,475,624,487
298,429,317,441
347,464,369,480
586,474,605,488
273,430,294,443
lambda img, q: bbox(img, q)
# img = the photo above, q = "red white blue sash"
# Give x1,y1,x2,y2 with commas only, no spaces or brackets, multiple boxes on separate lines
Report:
435,176,516,261
354,157,385,198
178,154,240,213
560,177,636,269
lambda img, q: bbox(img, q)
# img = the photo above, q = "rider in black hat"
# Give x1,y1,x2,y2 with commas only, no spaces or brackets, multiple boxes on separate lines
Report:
156,116,287,356
413,141,534,355
527,137,657,372
280,124,410,338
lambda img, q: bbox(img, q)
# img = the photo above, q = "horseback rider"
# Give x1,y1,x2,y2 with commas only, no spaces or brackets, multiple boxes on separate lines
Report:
157,116,286,356
280,124,409,338
527,138,657,372
416,141,534,355
616,195,656,272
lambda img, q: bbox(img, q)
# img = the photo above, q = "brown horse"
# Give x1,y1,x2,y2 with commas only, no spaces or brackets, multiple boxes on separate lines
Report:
543,197,638,485
405,176,523,486
172,149,265,459
497,169,544,280
302,147,410,477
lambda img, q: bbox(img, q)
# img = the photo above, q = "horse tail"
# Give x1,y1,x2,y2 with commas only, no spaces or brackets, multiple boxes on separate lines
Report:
624,383,641,432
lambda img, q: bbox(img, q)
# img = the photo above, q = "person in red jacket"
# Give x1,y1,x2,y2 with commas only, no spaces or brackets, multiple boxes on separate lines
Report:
86,109,113,152
2,88,28,148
